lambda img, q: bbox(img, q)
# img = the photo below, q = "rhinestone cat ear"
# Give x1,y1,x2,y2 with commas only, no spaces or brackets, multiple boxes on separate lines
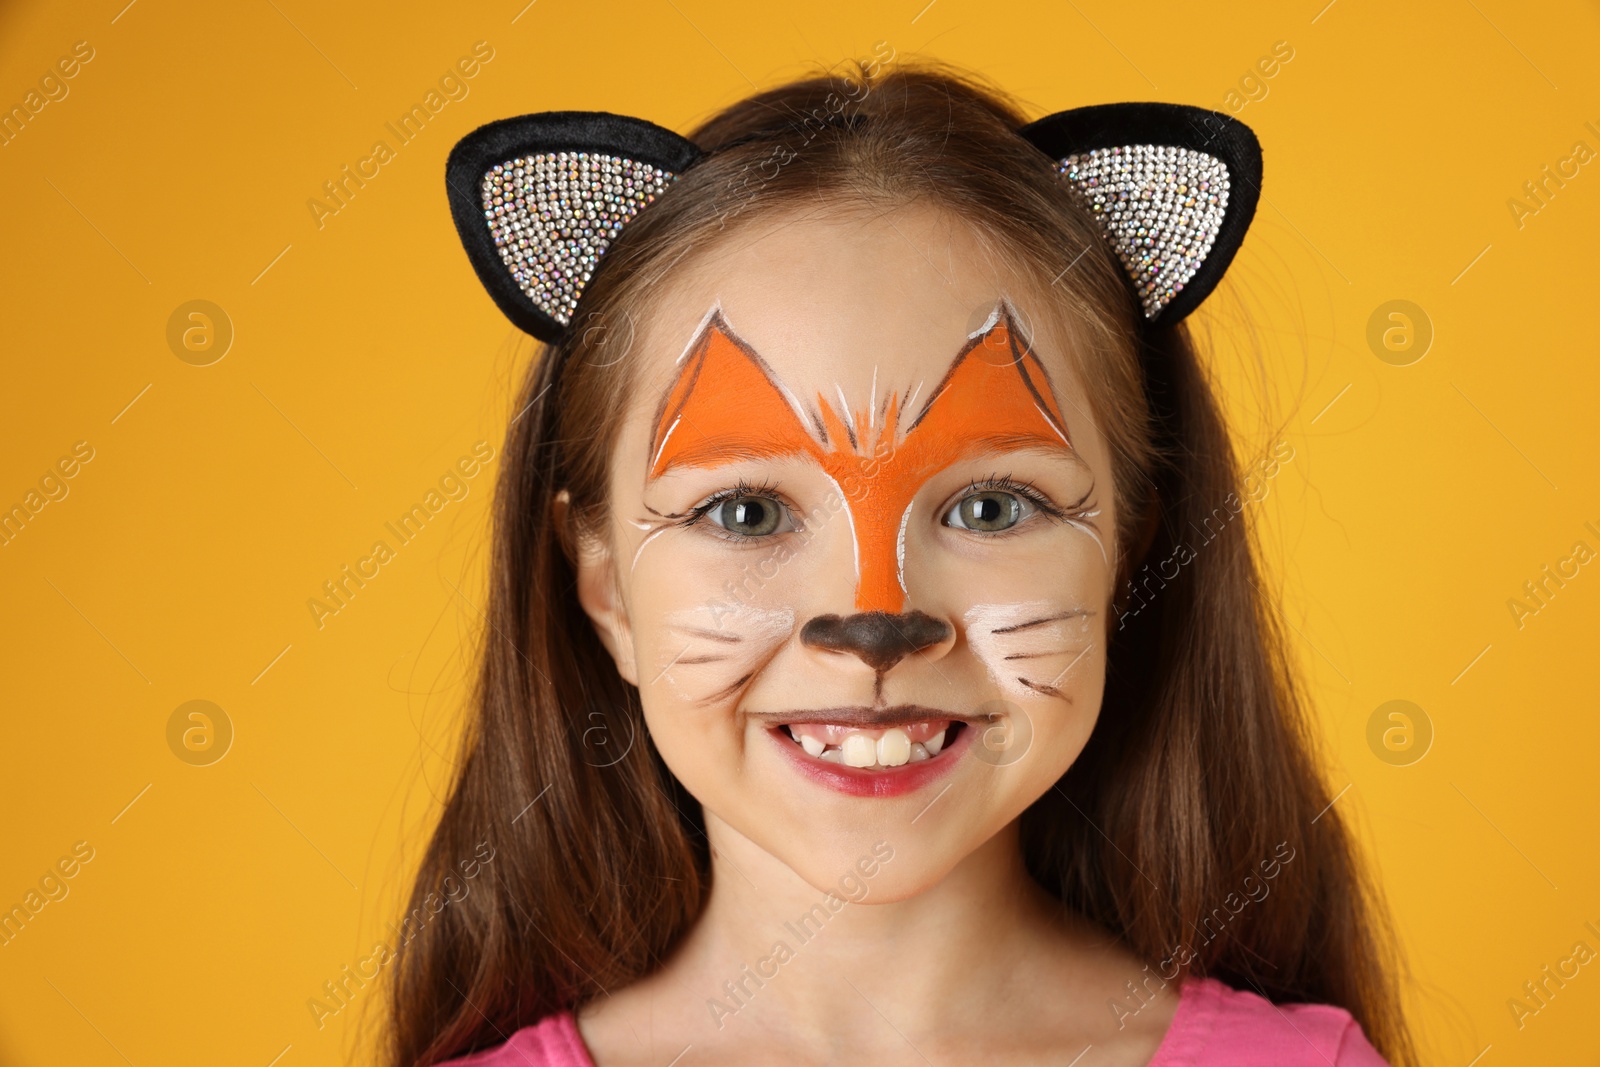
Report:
445,111,704,341
1019,103,1262,325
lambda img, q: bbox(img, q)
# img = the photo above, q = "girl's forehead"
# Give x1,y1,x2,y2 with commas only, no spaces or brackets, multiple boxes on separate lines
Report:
628,206,1090,422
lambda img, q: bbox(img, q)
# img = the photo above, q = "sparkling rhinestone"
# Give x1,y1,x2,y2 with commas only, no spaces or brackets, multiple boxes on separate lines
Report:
1057,145,1230,318
480,151,676,326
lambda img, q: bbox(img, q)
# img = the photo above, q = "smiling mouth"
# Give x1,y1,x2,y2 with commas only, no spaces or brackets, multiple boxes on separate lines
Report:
757,706,972,771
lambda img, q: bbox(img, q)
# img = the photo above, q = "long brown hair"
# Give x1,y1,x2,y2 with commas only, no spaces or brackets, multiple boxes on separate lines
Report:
387,59,1414,1066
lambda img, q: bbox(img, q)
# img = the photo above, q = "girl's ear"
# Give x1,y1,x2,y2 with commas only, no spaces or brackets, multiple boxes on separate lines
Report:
555,489,640,686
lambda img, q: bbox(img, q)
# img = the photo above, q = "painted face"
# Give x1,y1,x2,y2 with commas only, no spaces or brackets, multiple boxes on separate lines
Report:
576,205,1119,898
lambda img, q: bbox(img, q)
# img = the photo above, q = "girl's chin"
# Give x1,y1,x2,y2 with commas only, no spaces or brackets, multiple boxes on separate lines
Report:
745,829,1007,909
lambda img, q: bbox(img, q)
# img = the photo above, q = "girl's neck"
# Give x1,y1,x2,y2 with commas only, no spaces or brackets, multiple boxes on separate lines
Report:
651,816,1086,1042
578,813,1179,1066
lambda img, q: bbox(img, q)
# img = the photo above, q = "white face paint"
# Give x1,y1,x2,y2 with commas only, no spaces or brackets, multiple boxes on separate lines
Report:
962,602,1097,700
657,603,797,705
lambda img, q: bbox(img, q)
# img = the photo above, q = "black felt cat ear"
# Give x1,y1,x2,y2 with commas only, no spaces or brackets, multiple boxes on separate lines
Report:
445,111,703,341
1019,103,1262,326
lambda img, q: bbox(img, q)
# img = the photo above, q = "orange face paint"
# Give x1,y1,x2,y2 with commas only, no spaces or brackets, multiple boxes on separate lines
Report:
648,303,1073,613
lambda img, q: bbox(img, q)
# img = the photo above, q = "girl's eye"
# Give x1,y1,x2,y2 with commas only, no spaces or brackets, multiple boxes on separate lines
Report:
945,491,1030,533
706,494,794,537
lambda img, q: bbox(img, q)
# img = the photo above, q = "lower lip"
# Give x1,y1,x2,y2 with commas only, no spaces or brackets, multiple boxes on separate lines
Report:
764,723,973,798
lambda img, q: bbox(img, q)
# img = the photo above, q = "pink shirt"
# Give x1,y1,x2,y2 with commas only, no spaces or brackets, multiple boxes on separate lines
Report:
437,976,1388,1066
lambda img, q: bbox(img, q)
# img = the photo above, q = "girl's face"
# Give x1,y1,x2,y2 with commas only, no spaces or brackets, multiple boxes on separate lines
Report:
574,203,1120,899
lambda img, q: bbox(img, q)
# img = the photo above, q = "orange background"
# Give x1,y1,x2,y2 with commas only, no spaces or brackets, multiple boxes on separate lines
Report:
1,1,1597,1064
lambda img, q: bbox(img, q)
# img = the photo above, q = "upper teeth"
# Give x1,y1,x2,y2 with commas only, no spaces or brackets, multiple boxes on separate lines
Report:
794,726,947,769
843,733,876,767
876,728,911,766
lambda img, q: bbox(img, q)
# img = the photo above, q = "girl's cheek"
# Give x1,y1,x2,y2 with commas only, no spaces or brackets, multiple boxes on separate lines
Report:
945,538,1108,759
913,501,1112,594
626,552,800,710
627,510,852,704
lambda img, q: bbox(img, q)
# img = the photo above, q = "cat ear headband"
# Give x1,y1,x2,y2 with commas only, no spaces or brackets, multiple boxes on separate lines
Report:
444,102,1262,342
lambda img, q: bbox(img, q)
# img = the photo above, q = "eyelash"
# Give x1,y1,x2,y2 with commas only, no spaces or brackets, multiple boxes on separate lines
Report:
680,474,1093,541
951,472,1070,525
682,478,801,542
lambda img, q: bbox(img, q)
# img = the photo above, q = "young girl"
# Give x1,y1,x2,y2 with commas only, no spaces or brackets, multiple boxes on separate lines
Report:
388,59,1414,1067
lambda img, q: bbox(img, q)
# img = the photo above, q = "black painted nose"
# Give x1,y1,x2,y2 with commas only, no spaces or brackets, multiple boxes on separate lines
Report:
799,610,952,673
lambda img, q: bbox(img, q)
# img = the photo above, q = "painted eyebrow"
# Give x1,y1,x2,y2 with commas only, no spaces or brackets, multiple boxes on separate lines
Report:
648,437,805,478
958,438,1093,476
646,434,1091,482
